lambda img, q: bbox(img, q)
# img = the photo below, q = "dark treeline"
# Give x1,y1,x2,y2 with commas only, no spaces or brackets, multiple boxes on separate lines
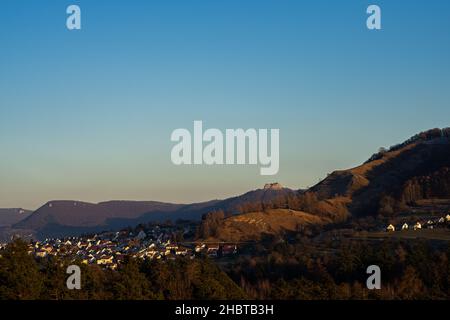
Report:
227,237,450,300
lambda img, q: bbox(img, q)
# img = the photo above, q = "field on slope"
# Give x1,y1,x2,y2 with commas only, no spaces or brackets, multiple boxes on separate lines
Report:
211,209,328,242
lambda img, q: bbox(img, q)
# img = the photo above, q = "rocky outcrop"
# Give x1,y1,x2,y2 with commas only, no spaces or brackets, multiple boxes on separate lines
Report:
263,183,283,190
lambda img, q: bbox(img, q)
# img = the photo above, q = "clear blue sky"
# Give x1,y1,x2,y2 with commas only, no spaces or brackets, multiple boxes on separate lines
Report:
1,0,450,209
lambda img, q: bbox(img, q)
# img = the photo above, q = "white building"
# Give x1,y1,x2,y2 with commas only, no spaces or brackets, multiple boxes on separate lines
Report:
386,224,395,232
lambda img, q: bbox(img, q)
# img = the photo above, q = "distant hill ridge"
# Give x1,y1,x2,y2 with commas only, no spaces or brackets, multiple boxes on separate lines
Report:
3,127,450,240
0,208,32,227
10,185,294,239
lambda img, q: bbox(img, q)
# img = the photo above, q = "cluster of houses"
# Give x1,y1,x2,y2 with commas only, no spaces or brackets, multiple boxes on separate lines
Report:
0,226,238,270
0,225,238,269
386,214,450,232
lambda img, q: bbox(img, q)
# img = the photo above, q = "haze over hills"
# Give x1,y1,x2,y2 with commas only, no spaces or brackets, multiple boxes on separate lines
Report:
0,208,32,227
16,200,183,228
2,127,450,241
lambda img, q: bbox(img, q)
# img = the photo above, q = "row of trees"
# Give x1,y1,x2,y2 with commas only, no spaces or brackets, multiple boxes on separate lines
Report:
401,167,450,203
378,166,450,216
366,127,450,163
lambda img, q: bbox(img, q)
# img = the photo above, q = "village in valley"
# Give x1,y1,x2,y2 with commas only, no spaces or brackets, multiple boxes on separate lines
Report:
0,223,239,271
2,209,450,272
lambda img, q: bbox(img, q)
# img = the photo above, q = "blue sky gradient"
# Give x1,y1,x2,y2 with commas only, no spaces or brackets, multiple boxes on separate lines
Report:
1,0,450,209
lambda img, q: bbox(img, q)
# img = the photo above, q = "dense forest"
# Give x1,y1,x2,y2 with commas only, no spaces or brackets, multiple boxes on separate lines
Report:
1,237,449,300
228,236,450,299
